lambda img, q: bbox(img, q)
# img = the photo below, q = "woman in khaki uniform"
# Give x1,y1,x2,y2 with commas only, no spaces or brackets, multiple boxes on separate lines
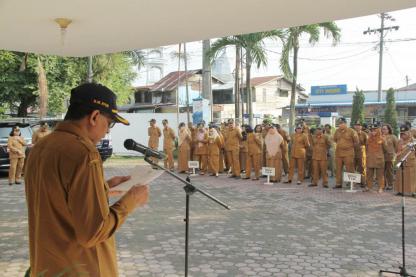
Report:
239,126,249,173
353,122,368,187
162,119,176,170
8,126,26,186
177,122,191,173
286,125,310,184
207,127,223,176
364,124,388,193
148,119,162,164
265,126,284,182
381,124,398,190
195,124,209,175
310,126,331,187
395,125,416,196
276,124,290,176
244,126,262,180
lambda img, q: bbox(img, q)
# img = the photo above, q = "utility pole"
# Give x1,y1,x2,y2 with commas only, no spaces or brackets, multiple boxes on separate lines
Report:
405,75,410,87
87,56,93,83
202,40,212,122
364,13,399,102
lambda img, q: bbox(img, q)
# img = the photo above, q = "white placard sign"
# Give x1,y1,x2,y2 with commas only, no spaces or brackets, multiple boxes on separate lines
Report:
188,161,199,168
262,167,275,176
343,172,361,192
188,161,199,176
343,172,361,183
262,167,275,185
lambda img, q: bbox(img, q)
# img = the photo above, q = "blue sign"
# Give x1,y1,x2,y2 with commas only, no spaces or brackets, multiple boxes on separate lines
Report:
311,85,347,96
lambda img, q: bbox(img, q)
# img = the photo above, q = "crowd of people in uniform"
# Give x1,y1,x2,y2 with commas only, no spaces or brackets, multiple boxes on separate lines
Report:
147,117,416,197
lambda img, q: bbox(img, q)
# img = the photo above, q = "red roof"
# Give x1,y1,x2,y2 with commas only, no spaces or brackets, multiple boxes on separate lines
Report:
150,70,201,92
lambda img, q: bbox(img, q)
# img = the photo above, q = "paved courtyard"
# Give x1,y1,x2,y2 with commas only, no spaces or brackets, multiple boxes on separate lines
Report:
1,161,416,277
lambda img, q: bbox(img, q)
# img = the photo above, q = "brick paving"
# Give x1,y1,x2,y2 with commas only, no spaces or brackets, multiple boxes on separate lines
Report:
1,162,416,277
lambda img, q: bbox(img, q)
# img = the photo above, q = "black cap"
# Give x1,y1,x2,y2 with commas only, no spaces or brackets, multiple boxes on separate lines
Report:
70,83,129,125
316,125,323,130
400,125,409,133
338,117,347,124
353,121,361,126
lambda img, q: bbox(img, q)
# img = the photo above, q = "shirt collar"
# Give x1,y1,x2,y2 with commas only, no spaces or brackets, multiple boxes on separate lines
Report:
55,121,91,142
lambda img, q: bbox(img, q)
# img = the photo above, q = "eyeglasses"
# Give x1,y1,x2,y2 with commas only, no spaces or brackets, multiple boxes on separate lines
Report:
101,113,115,129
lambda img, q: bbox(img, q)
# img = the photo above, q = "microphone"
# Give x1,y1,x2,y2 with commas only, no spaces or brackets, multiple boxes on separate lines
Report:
124,139,165,159
406,140,416,149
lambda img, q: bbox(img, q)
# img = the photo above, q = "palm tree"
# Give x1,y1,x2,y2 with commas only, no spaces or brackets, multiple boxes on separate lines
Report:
280,22,341,133
207,31,284,126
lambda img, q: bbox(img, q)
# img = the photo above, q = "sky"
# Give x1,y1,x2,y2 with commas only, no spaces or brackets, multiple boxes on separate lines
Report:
134,7,416,94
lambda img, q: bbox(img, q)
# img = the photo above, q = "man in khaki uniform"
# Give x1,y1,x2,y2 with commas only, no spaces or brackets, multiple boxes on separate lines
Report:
225,119,243,178
309,126,331,187
32,122,51,144
162,119,176,170
25,83,149,277
333,117,359,189
148,119,162,164
276,124,290,175
365,124,388,193
353,121,368,187
286,125,310,184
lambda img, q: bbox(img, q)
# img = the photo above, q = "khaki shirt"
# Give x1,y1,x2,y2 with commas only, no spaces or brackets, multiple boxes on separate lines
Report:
290,133,310,159
148,126,161,149
163,127,176,150
333,127,359,158
278,129,289,152
366,136,388,168
354,131,368,159
383,134,398,162
195,131,208,155
208,136,222,156
225,127,242,151
25,122,137,277
32,129,51,144
8,136,26,159
247,133,262,155
312,134,331,161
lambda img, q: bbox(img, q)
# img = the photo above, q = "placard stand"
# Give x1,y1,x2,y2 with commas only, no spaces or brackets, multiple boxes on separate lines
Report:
262,167,275,185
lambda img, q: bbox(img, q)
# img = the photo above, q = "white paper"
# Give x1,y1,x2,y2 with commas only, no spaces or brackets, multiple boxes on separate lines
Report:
110,165,164,192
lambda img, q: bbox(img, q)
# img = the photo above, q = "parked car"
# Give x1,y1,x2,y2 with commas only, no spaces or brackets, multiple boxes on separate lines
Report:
97,133,113,162
0,121,33,171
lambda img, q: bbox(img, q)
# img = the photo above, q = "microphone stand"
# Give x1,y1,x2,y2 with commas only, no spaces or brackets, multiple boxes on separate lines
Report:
143,154,230,277
380,145,415,277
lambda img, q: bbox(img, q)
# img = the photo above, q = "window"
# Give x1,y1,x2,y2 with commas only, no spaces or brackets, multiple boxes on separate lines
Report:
280,90,289,97
262,88,267,102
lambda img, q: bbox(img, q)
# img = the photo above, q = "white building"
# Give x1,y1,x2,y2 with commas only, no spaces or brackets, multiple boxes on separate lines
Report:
213,75,308,122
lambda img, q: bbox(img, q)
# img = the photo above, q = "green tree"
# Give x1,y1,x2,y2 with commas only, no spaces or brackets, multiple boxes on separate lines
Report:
350,88,365,127
280,23,341,133
0,51,137,117
207,31,284,125
384,88,399,136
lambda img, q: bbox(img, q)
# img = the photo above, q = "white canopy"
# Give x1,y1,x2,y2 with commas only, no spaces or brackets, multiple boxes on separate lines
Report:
1,0,415,57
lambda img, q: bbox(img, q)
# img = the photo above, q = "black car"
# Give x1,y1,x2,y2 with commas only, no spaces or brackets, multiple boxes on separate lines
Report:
97,134,113,162
0,121,33,171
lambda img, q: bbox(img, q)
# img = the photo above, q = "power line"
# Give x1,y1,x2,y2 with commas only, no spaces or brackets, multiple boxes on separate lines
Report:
265,47,375,61
363,12,399,102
